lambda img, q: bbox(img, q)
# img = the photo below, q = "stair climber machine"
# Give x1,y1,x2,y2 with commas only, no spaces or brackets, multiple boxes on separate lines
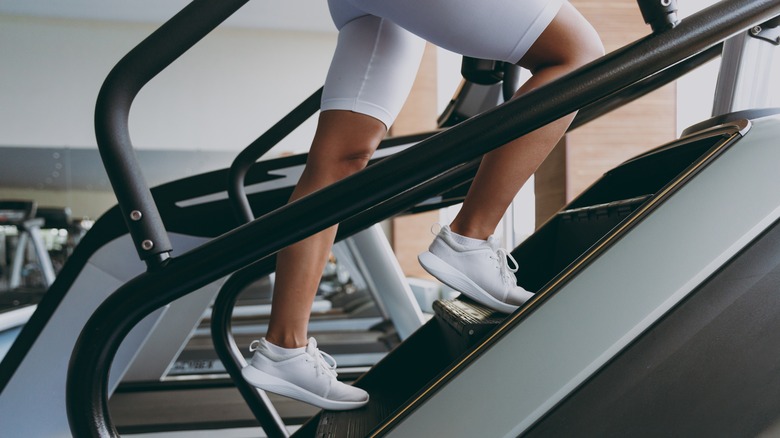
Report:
0,4,527,438
2,0,779,436
309,5,780,437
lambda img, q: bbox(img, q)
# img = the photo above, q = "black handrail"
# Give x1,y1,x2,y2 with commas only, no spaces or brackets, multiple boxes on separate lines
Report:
228,88,323,223
570,42,722,130
68,0,780,436
209,256,289,438
94,0,249,265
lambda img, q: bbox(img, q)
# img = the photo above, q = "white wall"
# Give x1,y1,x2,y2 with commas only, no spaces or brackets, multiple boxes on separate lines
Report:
0,14,337,155
675,0,720,134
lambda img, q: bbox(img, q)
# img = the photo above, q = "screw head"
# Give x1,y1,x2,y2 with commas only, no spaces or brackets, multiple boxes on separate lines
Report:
141,240,154,250
130,210,143,221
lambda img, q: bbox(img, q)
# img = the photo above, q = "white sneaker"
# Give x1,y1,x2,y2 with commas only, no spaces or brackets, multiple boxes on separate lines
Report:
241,337,369,411
418,225,533,314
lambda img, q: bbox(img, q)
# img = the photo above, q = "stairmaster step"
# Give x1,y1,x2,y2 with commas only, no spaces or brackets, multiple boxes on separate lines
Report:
433,298,506,346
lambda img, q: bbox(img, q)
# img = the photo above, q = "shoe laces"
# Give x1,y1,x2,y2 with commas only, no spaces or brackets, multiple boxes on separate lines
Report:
248,339,337,378
305,339,338,378
433,223,520,286
490,241,519,286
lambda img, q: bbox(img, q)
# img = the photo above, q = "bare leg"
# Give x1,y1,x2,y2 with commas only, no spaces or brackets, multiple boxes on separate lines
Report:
265,110,387,348
450,3,604,239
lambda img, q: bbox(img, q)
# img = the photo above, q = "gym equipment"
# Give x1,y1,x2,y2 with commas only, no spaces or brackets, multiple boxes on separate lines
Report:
4,0,780,436
0,200,56,293
67,0,780,436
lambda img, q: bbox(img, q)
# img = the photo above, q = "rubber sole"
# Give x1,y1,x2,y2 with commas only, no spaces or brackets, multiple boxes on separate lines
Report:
418,251,519,314
241,365,369,411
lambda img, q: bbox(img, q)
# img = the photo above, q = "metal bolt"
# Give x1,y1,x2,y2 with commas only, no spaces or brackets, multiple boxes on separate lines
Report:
141,240,154,250
468,329,474,336
751,25,763,35
130,210,143,221
660,0,672,7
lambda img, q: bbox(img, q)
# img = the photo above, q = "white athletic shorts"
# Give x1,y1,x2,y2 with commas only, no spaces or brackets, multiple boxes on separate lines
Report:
322,0,566,128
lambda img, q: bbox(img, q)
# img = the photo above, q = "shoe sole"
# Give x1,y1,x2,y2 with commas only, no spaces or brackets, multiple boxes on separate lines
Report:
418,251,519,314
241,365,369,411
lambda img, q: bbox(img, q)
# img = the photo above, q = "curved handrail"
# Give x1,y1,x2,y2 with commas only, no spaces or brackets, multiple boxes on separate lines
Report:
228,88,323,223
210,256,288,438
94,0,249,265
68,0,780,436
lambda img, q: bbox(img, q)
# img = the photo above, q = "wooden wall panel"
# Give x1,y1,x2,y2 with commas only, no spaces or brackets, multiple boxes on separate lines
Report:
567,84,676,198
535,0,678,216
567,0,677,199
535,137,568,227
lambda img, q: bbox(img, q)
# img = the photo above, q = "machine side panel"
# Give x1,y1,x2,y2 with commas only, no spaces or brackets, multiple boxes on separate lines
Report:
386,120,780,437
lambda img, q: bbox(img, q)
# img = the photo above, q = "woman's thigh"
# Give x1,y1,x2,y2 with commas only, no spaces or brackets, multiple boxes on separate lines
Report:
320,13,426,128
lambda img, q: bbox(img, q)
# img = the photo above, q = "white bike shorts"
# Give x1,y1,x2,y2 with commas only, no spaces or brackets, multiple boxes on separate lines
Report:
322,0,565,128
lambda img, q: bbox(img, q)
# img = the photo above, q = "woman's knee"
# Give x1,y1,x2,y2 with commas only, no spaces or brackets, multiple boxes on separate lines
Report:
306,146,374,181
305,110,386,180
331,150,374,176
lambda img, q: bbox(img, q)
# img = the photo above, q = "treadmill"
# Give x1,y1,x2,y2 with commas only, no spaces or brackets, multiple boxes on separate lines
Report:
0,200,58,361
0,200,56,299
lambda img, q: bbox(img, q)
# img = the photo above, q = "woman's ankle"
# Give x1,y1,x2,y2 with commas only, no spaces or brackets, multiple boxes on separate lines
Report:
264,333,308,349
448,220,494,241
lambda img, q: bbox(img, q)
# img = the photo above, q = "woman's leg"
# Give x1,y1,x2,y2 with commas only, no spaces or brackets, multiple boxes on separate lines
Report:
263,12,425,349
265,110,387,349
450,3,604,239
242,12,425,411
241,110,387,410
418,3,603,313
